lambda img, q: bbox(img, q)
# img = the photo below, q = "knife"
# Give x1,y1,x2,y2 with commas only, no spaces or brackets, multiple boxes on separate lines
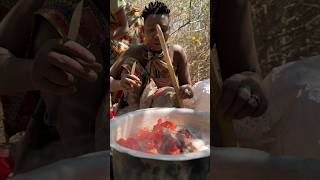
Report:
47,0,84,126
67,0,84,41
131,62,137,75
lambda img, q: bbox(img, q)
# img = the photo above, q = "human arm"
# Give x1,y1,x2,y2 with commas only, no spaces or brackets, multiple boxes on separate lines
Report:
215,0,259,79
174,45,193,99
0,0,101,95
13,24,104,173
0,0,44,56
0,0,44,94
110,46,142,92
214,0,267,119
0,48,35,94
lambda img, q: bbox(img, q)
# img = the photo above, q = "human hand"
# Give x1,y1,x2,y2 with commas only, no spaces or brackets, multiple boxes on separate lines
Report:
179,84,193,99
217,72,268,120
31,39,102,95
120,74,142,91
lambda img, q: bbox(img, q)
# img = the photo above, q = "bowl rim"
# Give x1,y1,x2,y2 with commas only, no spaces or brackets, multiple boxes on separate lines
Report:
110,108,210,161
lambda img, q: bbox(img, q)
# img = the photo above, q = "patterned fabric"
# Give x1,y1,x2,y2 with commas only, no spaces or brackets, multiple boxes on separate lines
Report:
114,46,178,115
110,0,143,65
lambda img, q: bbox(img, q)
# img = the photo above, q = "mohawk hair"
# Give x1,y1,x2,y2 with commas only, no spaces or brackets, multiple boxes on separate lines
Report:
141,1,170,20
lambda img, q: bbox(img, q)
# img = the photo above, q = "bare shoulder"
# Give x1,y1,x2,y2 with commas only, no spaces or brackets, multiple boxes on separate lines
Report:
110,44,145,77
115,44,145,65
171,44,185,54
170,44,187,64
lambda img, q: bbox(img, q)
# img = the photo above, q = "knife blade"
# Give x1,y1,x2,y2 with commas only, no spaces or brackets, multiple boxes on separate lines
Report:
47,0,84,126
131,62,137,75
68,0,84,41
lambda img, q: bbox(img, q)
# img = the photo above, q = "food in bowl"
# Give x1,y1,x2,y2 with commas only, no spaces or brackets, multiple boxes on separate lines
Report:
117,118,207,155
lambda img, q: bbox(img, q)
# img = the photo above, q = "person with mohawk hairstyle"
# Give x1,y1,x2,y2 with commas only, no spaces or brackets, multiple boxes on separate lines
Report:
110,1,194,115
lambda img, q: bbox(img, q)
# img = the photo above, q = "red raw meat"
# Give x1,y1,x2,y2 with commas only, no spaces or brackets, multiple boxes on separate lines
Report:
117,137,139,150
116,118,194,155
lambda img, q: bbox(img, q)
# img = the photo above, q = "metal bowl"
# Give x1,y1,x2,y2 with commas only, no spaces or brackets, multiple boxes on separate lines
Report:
110,108,210,180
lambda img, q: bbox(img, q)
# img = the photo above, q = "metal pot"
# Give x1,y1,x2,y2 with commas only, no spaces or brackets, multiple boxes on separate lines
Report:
110,108,210,180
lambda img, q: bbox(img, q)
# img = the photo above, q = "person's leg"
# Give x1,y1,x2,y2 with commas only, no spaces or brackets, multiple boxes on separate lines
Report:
212,0,267,147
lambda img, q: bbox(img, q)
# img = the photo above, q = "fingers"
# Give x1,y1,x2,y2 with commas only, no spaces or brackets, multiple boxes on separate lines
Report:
32,39,102,95
179,85,193,99
56,40,96,63
52,40,102,79
121,74,142,91
76,59,103,72
226,86,251,120
234,98,257,119
43,66,75,86
243,78,268,117
127,74,142,84
218,73,268,120
48,52,98,82
251,94,268,117
218,76,242,115
124,77,138,89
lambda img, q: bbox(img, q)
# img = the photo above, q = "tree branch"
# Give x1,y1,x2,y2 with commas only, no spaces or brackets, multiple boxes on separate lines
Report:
170,0,193,35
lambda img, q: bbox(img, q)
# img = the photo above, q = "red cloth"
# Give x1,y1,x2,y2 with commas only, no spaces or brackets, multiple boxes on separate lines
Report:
0,149,14,180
